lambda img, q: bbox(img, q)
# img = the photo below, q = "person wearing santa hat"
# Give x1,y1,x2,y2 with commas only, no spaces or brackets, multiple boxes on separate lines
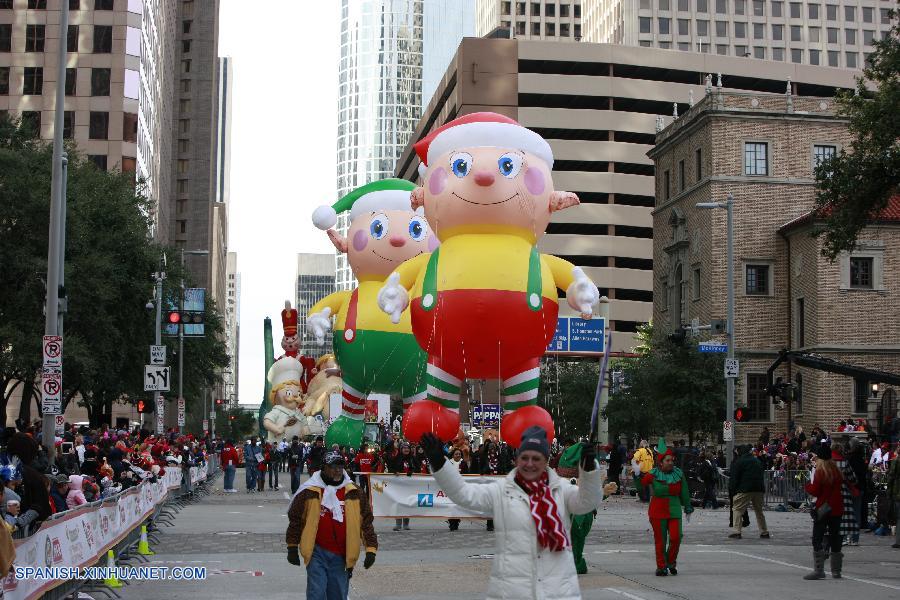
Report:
376,112,600,446
307,179,435,449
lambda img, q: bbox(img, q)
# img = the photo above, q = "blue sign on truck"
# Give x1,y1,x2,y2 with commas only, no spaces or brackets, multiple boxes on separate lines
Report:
547,317,606,353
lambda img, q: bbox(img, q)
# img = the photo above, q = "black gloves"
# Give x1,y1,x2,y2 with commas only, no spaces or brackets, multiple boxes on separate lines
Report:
580,442,597,472
363,551,376,569
287,546,301,566
419,433,446,471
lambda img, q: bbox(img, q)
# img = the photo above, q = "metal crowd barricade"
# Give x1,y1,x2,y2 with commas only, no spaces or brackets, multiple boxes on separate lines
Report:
18,454,221,600
763,469,811,510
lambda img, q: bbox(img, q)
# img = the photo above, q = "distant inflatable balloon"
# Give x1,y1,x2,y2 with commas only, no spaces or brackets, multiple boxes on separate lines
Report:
307,179,436,449
377,113,600,447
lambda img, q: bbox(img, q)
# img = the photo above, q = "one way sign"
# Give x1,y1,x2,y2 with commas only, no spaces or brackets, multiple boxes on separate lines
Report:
144,365,171,391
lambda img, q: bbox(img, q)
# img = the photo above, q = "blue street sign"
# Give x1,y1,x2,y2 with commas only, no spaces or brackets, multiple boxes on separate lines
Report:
698,342,728,353
547,317,606,353
472,404,501,428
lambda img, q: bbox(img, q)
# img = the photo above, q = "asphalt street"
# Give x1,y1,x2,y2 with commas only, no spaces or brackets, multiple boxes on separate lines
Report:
121,469,900,600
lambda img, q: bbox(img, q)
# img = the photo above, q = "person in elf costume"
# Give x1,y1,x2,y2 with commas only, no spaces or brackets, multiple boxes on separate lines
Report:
377,112,600,445
308,179,436,448
640,439,693,576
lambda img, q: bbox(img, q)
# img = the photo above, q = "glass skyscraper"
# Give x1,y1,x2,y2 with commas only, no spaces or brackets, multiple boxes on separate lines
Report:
334,0,475,290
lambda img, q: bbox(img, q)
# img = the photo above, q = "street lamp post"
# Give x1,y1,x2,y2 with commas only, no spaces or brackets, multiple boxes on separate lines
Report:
697,193,735,467
42,1,70,464
151,262,165,434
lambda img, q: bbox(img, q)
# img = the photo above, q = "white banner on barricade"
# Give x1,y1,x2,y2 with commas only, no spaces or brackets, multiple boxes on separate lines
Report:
367,473,499,519
2,461,209,600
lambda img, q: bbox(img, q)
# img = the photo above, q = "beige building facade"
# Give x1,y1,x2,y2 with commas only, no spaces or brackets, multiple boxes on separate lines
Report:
582,0,896,67
649,89,900,440
394,37,857,352
476,0,583,39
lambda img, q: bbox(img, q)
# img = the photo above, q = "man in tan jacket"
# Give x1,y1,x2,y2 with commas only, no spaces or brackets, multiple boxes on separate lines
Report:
286,451,377,599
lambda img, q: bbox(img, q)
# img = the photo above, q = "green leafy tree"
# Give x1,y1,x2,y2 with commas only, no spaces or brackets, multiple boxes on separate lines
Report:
814,10,900,259
223,407,258,442
604,324,726,446
538,358,600,441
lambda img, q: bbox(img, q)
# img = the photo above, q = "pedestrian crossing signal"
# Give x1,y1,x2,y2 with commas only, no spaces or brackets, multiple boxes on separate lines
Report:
136,399,154,413
733,407,747,422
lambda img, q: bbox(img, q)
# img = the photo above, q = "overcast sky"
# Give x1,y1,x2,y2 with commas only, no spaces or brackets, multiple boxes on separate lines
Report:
219,1,339,407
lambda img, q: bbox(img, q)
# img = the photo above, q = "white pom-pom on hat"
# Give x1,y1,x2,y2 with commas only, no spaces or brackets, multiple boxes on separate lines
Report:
312,205,337,230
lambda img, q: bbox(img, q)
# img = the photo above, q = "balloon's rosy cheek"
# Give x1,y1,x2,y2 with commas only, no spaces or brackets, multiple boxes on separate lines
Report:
429,167,447,195
427,235,440,252
524,167,545,196
352,229,368,251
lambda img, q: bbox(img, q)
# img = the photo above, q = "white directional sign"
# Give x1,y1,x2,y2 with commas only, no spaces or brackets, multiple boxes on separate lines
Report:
724,358,739,379
144,366,171,391
723,420,734,441
42,335,63,368
150,345,166,366
41,367,62,414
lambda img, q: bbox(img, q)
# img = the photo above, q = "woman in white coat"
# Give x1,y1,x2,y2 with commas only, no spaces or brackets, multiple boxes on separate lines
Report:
421,427,615,600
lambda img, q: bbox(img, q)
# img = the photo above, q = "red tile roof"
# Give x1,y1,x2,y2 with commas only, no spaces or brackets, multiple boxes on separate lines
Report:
780,194,900,233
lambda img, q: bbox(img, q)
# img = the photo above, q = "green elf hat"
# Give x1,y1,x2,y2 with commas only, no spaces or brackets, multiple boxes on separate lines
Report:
311,178,418,230
657,437,674,461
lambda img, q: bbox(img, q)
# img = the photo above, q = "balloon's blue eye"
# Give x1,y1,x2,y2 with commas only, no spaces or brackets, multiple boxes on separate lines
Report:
449,152,473,178
370,217,388,239
497,153,523,178
408,217,427,241
452,158,469,177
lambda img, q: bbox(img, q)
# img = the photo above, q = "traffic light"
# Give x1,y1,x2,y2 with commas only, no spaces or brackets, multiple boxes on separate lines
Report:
185,311,204,325
668,327,686,346
167,311,182,324
734,407,748,422
136,399,154,414
215,398,224,406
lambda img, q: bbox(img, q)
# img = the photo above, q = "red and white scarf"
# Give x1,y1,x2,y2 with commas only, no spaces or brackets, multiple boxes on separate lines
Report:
515,471,570,552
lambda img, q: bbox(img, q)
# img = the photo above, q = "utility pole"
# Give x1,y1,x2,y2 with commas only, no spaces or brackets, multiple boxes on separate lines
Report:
179,249,209,434
42,1,70,462
597,297,610,445
152,261,165,435
697,193,736,467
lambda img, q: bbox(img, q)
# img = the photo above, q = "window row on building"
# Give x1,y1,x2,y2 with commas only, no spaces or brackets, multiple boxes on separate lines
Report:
501,1,582,19
0,65,121,96
638,0,893,24
0,23,115,53
0,0,116,9
638,16,889,45
2,107,137,142
505,20,583,37
637,37,874,66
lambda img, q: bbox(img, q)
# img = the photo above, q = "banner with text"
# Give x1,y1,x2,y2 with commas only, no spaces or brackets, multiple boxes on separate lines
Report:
367,473,500,518
3,462,209,599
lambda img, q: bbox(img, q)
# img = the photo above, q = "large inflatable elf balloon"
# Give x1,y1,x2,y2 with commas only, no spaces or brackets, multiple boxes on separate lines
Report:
307,179,435,448
377,112,600,446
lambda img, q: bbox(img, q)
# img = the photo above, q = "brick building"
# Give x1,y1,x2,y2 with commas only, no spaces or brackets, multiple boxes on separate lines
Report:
648,84,900,442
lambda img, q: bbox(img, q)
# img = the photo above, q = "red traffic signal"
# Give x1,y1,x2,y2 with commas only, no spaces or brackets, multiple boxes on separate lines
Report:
215,398,224,406
168,311,181,324
136,399,154,414
734,407,748,422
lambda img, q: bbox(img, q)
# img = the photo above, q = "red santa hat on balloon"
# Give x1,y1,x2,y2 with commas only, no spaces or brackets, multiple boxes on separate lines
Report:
413,112,555,178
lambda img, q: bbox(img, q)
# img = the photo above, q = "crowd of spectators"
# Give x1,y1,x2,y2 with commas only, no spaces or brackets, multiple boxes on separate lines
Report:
0,420,210,538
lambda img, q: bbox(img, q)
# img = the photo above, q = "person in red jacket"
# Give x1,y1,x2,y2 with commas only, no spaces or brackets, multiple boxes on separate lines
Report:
804,443,844,580
220,440,240,493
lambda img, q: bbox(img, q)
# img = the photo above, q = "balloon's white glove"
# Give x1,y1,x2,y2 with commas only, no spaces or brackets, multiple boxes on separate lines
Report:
306,307,332,345
377,273,409,324
566,266,600,318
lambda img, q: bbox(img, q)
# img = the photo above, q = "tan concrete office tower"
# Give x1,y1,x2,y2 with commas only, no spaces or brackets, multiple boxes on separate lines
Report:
170,0,227,316
295,253,337,359
476,0,584,39
225,251,240,406
394,37,856,351
581,0,896,66
0,0,147,208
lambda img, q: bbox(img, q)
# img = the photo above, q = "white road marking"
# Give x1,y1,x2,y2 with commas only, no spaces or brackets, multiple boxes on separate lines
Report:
689,549,900,591
604,587,651,600
593,550,644,554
